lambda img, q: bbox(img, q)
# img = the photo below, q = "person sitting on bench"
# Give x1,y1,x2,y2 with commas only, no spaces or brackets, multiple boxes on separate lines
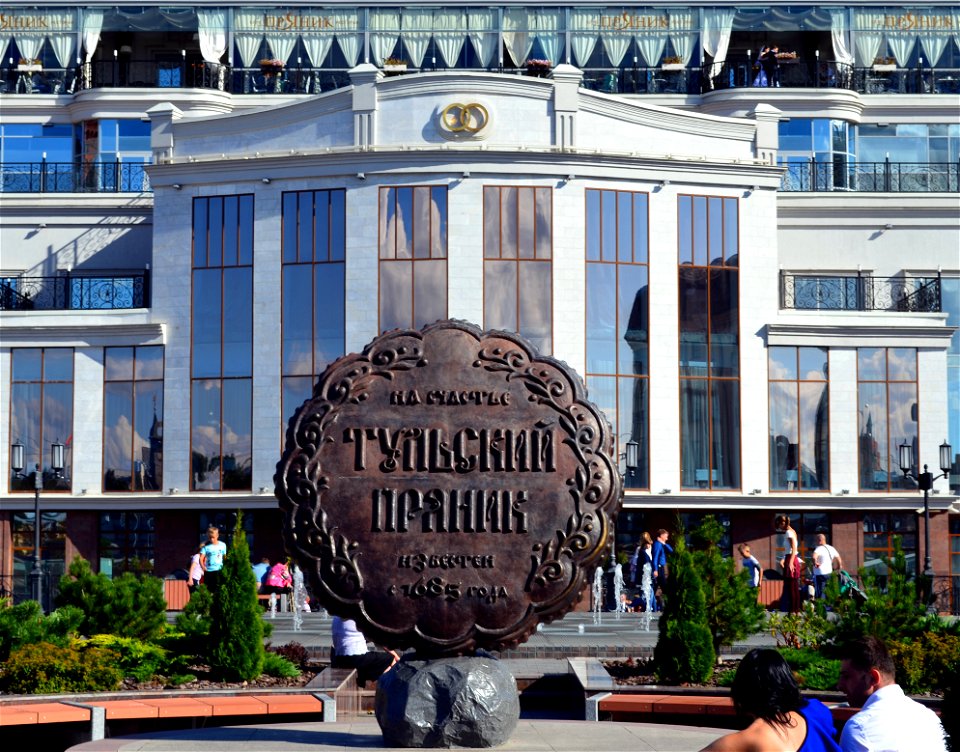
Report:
330,615,399,686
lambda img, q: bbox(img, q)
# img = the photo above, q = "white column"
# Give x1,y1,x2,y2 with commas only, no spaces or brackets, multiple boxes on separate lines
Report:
71,348,104,493
828,348,859,493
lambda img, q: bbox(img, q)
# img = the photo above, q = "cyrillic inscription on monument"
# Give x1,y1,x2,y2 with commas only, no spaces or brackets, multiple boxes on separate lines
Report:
275,320,621,656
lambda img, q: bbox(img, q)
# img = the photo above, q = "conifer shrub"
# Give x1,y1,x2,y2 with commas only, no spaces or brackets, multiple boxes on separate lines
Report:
690,515,765,654
262,651,300,678
653,534,715,683
0,641,122,694
0,600,83,661
208,511,265,681
56,556,167,641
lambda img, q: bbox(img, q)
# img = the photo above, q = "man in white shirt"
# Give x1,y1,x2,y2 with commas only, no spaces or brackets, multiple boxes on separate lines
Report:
837,635,946,752
812,533,842,599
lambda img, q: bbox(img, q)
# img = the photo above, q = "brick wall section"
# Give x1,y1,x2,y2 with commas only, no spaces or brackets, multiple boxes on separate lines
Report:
65,511,98,566
155,510,199,577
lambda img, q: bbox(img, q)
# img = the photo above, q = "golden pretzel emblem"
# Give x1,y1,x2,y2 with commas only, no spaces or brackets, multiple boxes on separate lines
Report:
440,102,489,133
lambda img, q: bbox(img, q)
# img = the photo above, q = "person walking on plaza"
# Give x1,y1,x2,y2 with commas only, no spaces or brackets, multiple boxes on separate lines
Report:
774,514,802,612
199,524,227,593
651,529,673,607
812,533,842,600
738,543,763,589
700,648,840,751
837,636,946,751
251,557,270,592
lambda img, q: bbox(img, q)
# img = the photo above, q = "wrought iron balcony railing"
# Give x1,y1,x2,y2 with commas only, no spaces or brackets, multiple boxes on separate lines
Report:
0,273,149,310
0,161,150,193
780,273,941,312
781,159,960,193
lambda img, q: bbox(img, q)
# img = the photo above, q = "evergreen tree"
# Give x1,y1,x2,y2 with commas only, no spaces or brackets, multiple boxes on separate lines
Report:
56,556,166,641
208,512,265,681
653,533,715,683
691,515,765,655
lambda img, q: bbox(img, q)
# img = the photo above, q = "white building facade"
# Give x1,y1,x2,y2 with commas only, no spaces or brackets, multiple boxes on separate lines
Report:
0,1,957,610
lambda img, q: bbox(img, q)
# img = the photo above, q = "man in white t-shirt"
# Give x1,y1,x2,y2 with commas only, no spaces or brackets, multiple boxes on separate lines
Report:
838,636,946,751
812,533,842,600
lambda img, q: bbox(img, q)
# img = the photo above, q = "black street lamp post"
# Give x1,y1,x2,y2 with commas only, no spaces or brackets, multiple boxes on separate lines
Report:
605,440,640,610
898,440,952,585
10,439,65,612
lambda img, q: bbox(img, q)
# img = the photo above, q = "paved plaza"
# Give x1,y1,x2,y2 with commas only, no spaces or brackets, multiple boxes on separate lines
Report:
65,609,778,752
67,718,728,752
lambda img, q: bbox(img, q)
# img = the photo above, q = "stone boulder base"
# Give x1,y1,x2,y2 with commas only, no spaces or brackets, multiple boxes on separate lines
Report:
375,656,520,748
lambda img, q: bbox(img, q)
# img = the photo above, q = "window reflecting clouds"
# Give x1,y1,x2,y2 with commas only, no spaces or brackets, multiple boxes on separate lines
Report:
483,186,552,354
768,346,829,491
678,194,740,490
585,189,649,488
104,346,163,492
378,186,448,331
281,189,346,427
9,348,73,492
191,195,253,491
858,348,918,492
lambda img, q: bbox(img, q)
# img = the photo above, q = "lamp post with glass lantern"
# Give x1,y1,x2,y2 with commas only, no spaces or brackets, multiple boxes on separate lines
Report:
604,439,639,610
898,440,952,583
10,439,65,611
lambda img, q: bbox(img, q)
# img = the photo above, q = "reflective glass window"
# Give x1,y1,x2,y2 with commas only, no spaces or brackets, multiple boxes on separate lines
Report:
378,186,448,331
281,189,346,427
768,346,829,491
9,348,73,492
483,186,552,354
103,346,163,492
585,189,649,489
191,195,254,492
98,512,155,575
858,348,918,492
678,194,740,490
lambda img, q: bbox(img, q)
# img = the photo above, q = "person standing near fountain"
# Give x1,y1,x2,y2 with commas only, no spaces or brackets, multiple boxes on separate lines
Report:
651,529,673,608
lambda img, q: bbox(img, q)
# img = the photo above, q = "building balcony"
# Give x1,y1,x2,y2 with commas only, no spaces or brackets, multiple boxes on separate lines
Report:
0,273,150,311
3,59,959,99
780,160,960,193
780,273,941,313
0,162,150,193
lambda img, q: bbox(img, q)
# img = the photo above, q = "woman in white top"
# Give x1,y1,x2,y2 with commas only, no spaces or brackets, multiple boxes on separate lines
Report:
774,514,801,613
331,616,399,686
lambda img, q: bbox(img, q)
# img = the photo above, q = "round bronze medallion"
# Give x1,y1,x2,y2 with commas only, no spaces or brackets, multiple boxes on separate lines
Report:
276,320,621,656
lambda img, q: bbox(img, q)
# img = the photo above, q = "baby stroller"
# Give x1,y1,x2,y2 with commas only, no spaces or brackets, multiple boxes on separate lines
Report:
837,570,867,605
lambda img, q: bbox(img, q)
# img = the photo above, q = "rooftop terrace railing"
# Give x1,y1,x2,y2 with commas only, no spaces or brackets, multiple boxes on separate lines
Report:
0,162,150,193
0,273,150,311
780,272,941,313
3,59,960,97
781,160,960,193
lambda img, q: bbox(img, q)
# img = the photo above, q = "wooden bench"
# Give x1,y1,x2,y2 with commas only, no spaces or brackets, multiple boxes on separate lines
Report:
0,691,328,743
590,692,906,733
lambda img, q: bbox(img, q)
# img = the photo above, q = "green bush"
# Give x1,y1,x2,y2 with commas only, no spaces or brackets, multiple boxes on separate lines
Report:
0,600,83,661
768,604,829,650
262,651,300,678
654,533,715,684
690,516,765,654
56,556,167,641
888,632,960,695
778,647,841,691
0,641,122,694
81,634,169,683
819,540,948,647
208,512,265,681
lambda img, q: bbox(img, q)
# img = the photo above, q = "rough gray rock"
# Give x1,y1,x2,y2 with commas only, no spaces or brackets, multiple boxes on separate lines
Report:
375,656,520,748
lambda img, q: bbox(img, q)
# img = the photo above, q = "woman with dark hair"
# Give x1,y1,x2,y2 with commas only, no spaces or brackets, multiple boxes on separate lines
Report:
700,648,840,751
